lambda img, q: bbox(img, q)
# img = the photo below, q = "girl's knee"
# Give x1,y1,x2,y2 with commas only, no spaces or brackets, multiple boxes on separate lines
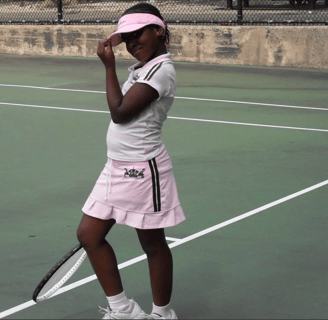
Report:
136,228,168,256
77,215,115,248
141,241,170,257
76,225,88,247
76,225,102,248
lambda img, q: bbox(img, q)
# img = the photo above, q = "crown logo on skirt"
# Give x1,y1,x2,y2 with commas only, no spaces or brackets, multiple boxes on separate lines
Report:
124,168,145,178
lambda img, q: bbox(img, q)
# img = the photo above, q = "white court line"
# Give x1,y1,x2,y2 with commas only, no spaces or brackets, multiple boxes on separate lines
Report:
165,237,181,242
0,102,110,114
175,96,328,112
1,102,328,133
1,179,328,319
0,83,327,112
168,116,328,133
0,84,102,94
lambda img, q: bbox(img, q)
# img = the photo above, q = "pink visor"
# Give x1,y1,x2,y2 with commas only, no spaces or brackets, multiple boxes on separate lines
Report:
108,13,166,47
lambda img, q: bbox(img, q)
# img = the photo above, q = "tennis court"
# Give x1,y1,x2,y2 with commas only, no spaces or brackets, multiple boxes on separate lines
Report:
1,53,328,319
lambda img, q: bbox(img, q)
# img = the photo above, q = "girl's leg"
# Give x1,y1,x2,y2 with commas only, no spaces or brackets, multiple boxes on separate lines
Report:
136,228,173,306
77,214,123,296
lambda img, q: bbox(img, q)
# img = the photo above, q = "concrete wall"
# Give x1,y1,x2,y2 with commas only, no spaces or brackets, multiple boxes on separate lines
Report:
0,24,327,69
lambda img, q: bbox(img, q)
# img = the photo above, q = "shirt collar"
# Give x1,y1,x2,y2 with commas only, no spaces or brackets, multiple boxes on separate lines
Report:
128,53,172,72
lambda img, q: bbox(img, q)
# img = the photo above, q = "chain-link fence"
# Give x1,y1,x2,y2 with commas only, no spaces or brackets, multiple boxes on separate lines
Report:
0,0,327,25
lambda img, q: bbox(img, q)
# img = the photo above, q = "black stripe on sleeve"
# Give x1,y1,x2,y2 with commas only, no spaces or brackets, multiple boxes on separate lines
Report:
148,160,158,212
152,158,161,212
143,64,160,81
145,62,163,81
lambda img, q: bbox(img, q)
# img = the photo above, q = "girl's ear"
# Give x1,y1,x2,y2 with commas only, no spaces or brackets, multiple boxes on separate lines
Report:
154,26,165,38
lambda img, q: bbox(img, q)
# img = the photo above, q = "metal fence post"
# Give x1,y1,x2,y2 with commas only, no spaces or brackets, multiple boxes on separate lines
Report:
237,0,243,25
57,0,63,24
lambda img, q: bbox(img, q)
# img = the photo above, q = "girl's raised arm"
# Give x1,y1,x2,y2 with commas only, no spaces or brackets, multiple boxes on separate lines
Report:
97,39,159,124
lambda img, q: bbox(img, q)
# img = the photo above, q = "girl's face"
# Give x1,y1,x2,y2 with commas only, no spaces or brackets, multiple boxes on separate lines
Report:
122,25,167,63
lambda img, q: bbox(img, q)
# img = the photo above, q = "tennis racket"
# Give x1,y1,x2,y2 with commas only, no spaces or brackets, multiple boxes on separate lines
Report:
33,244,87,302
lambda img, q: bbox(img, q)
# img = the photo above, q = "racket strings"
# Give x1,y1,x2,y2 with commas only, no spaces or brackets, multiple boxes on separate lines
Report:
35,247,87,301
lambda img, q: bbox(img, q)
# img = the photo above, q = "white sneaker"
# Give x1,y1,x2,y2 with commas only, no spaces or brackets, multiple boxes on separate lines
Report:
99,299,148,319
149,309,178,319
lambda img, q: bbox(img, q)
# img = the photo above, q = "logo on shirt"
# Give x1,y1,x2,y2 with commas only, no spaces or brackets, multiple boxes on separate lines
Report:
124,168,145,178
133,73,140,81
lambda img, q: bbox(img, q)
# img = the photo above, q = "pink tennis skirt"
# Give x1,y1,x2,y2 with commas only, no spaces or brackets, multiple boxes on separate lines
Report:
82,148,186,229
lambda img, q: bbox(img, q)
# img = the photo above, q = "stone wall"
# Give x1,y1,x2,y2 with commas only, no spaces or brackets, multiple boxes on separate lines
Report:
1,25,327,69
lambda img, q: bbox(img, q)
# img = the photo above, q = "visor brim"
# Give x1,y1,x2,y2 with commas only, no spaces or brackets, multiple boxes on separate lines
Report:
108,24,149,47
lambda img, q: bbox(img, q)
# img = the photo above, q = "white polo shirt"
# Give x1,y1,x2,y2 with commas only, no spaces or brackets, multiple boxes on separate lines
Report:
106,53,177,161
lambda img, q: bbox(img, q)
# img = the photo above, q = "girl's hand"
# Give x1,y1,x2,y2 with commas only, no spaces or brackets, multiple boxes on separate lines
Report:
97,38,115,69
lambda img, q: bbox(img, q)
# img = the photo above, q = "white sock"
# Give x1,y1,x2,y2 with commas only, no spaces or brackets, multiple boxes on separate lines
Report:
106,291,131,311
151,302,171,318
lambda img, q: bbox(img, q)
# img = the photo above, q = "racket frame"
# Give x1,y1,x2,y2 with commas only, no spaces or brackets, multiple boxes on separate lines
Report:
32,244,87,302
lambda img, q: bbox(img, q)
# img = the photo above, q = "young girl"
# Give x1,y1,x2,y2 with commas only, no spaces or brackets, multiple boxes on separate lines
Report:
76,3,185,319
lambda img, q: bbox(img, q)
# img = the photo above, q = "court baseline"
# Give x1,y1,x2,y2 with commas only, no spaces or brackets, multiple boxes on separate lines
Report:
1,179,328,319
0,83,327,112
1,102,328,133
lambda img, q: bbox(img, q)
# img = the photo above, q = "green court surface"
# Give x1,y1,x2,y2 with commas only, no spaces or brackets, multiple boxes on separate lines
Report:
0,53,328,319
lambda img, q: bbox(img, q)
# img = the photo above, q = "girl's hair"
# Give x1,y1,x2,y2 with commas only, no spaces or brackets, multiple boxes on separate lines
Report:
122,3,170,47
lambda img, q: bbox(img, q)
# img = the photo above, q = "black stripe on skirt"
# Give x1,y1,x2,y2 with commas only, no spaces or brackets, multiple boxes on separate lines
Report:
152,158,161,212
148,158,161,212
148,160,158,212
